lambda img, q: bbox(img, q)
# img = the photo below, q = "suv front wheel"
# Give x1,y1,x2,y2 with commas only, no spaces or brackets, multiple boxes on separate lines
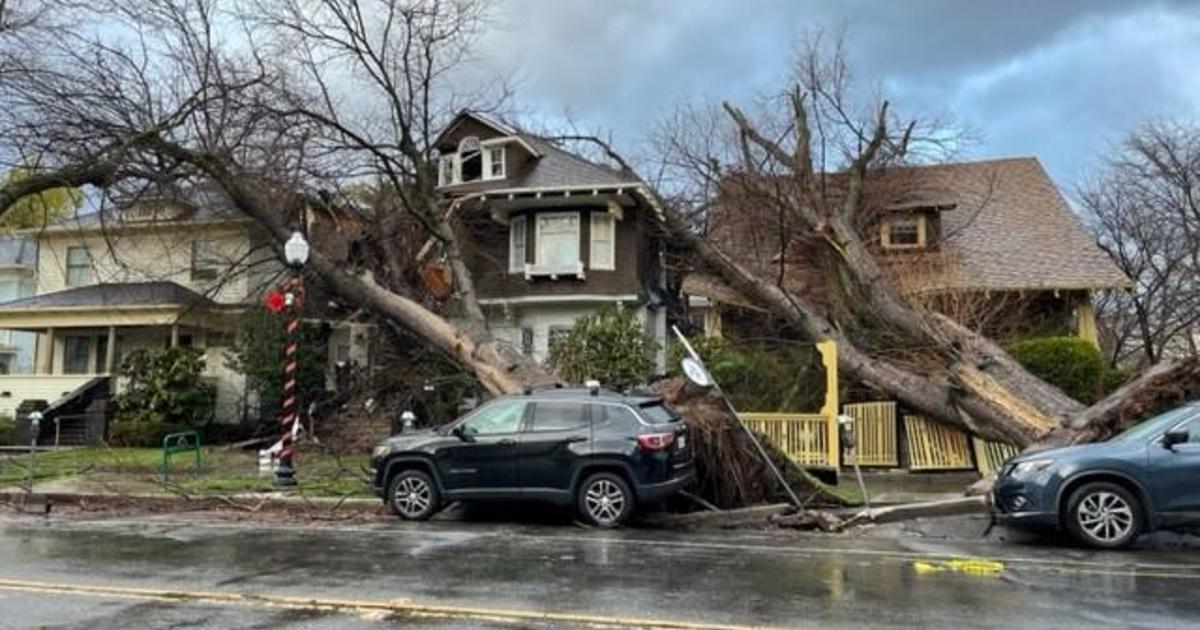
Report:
388,469,440,521
1064,481,1143,549
578,472,634,527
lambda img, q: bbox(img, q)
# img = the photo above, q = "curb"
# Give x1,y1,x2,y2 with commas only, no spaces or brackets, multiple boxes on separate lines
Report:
0,490,385,514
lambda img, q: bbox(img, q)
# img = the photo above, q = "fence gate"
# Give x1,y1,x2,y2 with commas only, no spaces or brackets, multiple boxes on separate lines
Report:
842,402,898,466
903,415,973,470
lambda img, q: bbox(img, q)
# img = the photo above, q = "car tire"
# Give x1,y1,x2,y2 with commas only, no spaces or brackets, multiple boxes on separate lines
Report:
577,472,634,528
1064,481,1143,549
387,469,440,521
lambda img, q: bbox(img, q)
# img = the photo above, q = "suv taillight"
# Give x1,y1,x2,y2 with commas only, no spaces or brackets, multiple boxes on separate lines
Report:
637,432,676,451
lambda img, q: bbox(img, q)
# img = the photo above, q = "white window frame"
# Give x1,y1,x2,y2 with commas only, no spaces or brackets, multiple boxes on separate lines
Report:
534,211,581,271
589,212,616,270
484,145,506,180
438,154,457,187
509,215,527,273
65,245,92,287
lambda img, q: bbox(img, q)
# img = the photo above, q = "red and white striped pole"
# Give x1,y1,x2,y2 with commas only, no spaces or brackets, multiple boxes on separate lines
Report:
274,273,302,487
274,230,310,488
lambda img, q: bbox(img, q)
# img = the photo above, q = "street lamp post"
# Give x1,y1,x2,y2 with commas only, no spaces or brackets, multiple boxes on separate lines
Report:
274,230,310,488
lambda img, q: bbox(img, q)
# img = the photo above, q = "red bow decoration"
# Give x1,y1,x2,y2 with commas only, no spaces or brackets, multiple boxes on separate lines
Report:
264,290,286,313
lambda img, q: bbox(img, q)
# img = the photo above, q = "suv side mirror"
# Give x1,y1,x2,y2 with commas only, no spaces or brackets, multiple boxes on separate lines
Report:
1162,430,1189,449
451,425,474,443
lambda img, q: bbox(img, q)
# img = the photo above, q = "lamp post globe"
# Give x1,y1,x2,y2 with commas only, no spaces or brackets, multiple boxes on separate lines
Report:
284,230,310,268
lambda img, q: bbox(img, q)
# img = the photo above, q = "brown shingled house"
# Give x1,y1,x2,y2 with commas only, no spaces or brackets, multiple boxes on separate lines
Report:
688,157,1130,345
434,111,669,365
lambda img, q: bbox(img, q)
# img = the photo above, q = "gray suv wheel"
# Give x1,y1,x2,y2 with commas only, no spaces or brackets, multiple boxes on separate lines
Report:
1064,481,1143,549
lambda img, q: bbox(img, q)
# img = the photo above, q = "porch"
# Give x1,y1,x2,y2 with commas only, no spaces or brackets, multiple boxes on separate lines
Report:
0,282,243,422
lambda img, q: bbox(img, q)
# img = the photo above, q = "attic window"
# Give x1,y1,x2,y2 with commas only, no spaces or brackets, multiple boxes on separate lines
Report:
459,136,482,183
439,137,508,186
881,216,926,250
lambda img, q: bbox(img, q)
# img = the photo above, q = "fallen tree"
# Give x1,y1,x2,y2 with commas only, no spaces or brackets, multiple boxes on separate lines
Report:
0,3,1197,513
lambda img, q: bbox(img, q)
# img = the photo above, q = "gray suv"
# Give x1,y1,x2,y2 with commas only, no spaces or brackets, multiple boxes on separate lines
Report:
992,400,1200,548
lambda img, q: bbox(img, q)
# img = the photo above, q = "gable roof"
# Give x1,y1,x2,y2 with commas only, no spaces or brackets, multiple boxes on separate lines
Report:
437,111,642,194
0,281,220,310
705,156,1128,295
24,183,250,235
899,157,1128,291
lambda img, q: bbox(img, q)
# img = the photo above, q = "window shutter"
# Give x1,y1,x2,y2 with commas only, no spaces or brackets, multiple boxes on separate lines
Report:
509,216,526,272
589,213,615,270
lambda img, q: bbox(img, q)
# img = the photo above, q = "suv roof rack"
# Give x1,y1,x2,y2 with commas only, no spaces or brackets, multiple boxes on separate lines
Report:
523,381,566,395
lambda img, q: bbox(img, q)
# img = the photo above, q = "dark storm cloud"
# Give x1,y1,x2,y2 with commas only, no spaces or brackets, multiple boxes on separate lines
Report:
475,0,1200,189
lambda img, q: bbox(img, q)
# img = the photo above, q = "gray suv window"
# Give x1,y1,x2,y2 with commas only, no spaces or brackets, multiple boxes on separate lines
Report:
460,400,526,436
530,402,587,432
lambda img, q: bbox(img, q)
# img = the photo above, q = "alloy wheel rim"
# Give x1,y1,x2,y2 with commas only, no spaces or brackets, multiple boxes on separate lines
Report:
394,476,431,516
1077,491,1133,543
585,479,626,525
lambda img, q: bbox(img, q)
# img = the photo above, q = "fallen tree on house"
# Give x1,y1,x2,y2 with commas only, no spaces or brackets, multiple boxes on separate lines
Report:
0,3,1197,513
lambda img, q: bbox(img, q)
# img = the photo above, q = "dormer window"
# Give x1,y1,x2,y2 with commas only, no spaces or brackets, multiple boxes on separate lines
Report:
881,216,926,250
438,136,509,186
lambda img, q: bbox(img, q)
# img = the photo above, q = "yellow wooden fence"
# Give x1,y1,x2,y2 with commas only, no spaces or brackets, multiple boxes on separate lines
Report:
741,413,834,468
972,437,1021,476
903,415,974,470
842,401,898,466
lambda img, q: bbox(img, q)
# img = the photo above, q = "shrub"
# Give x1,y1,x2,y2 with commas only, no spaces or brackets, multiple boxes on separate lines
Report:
112,346,216,429
0,413,14,445
668,337,825,412
1007,336,1109,404
547,304,659,389
225,305,327,428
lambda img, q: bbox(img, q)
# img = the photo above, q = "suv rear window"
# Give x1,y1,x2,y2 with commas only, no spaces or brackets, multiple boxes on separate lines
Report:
530,401,588,432
638,403,679,425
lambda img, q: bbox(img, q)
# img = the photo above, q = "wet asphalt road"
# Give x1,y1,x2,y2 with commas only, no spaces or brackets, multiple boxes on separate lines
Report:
0,511,1199,629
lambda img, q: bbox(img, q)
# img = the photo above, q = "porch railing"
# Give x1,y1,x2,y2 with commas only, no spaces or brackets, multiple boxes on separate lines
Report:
842,401,899,466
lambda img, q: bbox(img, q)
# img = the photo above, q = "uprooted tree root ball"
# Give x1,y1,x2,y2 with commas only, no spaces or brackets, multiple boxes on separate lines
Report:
653,377,851,510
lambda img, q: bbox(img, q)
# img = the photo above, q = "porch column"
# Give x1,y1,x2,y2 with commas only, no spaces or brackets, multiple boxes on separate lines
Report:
37,327,55,375
104,326,117,374
170,324,179,348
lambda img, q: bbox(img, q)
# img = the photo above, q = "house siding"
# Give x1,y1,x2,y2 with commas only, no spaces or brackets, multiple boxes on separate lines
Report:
35,223,275,305
469,205,644,301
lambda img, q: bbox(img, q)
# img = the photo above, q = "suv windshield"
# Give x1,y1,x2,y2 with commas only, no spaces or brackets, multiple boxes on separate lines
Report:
1110,406,1198,443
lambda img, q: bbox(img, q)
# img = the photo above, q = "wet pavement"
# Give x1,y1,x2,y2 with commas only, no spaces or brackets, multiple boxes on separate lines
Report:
0,510,1198,629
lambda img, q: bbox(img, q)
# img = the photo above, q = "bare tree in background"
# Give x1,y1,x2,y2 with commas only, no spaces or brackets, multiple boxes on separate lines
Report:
1082,121,1200,368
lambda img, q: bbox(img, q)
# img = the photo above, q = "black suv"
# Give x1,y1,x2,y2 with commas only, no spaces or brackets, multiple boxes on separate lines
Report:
370,386,696,527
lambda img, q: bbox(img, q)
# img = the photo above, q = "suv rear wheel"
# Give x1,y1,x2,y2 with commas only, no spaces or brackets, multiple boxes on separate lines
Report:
388,469,440,521
578,472,633,527
1064,481,1143,549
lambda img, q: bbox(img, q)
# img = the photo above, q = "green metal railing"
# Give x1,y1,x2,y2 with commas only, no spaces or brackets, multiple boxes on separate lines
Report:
162,431,202,481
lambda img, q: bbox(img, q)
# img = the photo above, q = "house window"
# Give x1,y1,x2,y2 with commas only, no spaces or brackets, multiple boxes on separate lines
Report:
881,217,925,250
438,155,456,187
63,336,91,374
509,216,527,273
520,327,534,356
458,136,482,183
65,246,92,286
485,146,506,180
536,212,580,270
548,326,573,350
589,212,615,270
191,240,222,281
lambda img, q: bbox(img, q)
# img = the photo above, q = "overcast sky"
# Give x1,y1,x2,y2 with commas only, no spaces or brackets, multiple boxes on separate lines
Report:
474,0,1200,191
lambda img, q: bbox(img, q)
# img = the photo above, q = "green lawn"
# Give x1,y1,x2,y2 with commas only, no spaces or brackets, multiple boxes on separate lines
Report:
0,447,372,498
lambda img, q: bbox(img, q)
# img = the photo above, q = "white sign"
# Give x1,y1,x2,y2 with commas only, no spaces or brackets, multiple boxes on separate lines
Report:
681,357,714,389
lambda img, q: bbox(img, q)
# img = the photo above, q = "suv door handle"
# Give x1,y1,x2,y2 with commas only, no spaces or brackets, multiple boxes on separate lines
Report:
497,438,517,446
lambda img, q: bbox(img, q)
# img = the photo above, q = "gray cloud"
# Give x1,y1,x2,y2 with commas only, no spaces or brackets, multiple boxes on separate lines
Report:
473,0,1200,190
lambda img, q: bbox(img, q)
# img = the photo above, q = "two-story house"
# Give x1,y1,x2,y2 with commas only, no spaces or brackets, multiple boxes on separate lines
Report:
0,187,282,426
689,157,1131,345
434,112,669,367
